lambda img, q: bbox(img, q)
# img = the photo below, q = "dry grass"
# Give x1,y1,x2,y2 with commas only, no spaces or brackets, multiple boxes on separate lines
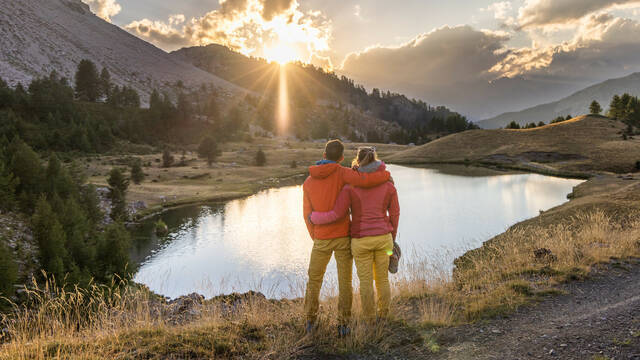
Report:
388,115,640,174
3,172,640,359
84,138,406,213
3,205,639,359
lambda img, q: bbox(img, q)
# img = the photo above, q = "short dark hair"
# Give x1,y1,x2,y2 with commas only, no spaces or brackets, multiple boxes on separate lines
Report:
324,139,344,162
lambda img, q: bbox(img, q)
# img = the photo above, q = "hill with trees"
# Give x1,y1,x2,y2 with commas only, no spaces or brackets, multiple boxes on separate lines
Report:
388,115,640,174
172,44,477,142
479,72,640,129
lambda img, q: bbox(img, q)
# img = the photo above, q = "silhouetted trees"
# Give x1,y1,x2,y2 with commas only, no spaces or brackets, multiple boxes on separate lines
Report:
589,100,602,115
107,168,129,221
0,240,18,300
256,149,266,166
162,149,174,168
130,161,145,185
506,121,520,129
198,136,220,166
608,93,640,129
75,60,101,102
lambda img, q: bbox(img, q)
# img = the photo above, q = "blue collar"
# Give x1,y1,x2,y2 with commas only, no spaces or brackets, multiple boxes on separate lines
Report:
315,159,337,165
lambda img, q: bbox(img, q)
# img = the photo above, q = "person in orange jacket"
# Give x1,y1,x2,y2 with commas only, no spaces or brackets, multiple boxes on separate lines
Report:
302,139,391,336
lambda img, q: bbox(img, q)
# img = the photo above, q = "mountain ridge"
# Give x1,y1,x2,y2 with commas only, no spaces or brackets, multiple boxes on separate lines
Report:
479,72,640,128
0,0,240,100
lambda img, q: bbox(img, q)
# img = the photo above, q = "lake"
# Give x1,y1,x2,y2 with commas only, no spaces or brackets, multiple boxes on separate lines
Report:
131,165,584,299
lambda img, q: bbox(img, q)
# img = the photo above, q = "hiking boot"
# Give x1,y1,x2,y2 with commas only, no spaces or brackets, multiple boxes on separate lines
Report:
305,321,316,334
337,324,351,338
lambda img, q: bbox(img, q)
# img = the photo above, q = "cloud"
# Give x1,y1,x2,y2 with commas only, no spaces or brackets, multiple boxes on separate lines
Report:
262,0,295,20
341,26,509,88
493,14,640,81
487,1,512,20
125,0,331,62
82,0,121,22
518,0,640,29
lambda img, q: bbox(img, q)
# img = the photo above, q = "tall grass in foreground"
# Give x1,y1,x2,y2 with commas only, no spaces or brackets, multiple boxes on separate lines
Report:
1,210,639,359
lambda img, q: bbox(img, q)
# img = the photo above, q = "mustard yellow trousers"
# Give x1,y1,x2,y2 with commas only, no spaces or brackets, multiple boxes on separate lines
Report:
351,233,393,321
303,237,353,324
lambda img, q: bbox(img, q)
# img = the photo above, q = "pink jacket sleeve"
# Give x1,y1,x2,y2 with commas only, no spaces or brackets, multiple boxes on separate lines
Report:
310,186,352,225
388,184,400,241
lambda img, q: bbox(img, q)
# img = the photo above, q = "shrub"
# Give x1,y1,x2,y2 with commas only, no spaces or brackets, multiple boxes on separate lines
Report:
0,240,18,299
506,121,520,129
130,161,145,185
290,160,297,168
198,137,220,166
162,149,174,168
256,149,266,166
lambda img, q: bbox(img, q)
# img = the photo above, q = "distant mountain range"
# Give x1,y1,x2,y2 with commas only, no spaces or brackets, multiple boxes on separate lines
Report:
171,44,464,132
0,0,239,100
0,0,470,141
479,72,640,129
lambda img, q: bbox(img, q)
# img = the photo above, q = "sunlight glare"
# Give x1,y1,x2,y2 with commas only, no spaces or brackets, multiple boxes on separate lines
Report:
277,65,289,134
264,43,300,65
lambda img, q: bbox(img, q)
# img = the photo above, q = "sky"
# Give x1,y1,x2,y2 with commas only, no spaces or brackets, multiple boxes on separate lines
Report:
81,0,640,118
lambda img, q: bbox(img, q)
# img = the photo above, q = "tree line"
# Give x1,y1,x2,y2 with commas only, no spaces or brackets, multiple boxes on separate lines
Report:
0,138,133,302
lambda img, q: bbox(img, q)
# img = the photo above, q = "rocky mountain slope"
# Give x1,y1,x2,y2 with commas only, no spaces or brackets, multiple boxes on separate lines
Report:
480,72,640,129
0,0,239,100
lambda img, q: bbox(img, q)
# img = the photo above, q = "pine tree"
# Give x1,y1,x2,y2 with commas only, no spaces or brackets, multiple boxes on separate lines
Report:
99,67,111,99
0,240,18,300
506,121,520,129
107,168,129,221
198,137,220,166
98,223,133,279
0,157,18,212
256,149,266,166
162,149,174,168
9,139,43,209
75,59,100,102
130,161,145,185
589,100,602,115
32,197,68,280
609,95,622,119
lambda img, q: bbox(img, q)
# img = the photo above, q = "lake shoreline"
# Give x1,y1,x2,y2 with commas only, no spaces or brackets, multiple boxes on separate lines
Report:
130,160,590,223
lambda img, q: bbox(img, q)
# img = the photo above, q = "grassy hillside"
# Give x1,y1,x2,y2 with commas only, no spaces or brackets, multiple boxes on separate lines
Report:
388,115,640,174
480,72,640,129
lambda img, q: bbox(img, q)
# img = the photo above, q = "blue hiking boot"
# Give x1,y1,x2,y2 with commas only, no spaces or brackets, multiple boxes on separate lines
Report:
305,321,316,334
337,324,351,338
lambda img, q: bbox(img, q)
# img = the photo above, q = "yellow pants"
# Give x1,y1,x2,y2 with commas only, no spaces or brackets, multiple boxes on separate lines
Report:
304,237,353,324
351,233,393,321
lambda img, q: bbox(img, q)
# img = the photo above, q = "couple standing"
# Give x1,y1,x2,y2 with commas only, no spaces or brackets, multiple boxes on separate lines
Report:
302,139,400,336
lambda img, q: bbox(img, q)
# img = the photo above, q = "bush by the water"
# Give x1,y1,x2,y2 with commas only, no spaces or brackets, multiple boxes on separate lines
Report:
256,149,266,166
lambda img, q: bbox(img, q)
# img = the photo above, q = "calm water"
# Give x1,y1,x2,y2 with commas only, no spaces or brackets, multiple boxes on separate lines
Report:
132,165,583,299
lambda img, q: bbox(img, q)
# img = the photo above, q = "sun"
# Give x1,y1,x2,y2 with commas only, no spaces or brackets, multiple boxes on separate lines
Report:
263,43,301,65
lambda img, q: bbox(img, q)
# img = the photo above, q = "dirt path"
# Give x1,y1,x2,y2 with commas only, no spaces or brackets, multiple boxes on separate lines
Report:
435,259,640,360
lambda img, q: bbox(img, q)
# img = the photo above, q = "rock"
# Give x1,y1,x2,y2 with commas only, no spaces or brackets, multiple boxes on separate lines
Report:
534,248,558,263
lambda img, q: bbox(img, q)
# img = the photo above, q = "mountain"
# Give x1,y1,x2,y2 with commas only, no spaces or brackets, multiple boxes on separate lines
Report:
388,115,640,174
170,44,470,134
0,0,239,100
479,73,640,129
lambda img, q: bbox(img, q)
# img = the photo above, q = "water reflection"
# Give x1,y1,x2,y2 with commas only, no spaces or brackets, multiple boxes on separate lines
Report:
133,165,583,299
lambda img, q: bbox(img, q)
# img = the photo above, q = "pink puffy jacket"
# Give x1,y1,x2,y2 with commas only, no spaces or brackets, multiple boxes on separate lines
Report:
310,163,400,240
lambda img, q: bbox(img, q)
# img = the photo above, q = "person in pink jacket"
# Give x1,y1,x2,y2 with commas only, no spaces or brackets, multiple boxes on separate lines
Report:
310,147,400,321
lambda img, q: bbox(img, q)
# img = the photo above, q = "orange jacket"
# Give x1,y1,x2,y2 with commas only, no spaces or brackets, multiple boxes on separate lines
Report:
303,163,390,240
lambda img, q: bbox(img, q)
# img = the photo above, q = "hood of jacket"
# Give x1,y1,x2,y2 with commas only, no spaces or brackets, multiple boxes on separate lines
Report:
308,162,341,179
358,161,385,174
